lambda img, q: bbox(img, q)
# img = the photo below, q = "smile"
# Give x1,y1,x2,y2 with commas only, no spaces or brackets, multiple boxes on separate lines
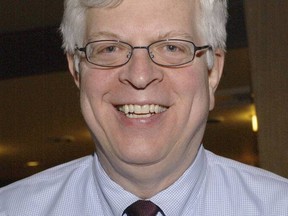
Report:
117,104,168,118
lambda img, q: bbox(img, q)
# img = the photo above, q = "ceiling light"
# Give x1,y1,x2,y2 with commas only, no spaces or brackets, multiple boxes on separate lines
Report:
26,161,40,167
252,115,258,132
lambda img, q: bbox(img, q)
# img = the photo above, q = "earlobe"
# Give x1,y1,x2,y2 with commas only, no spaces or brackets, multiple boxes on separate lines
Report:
208,49,225,110
67,54,80,88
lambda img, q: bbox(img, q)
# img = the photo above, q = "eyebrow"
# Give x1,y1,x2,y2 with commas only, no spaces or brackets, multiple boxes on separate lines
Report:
87,30,195,42
157,31,195,40
87,31,120,42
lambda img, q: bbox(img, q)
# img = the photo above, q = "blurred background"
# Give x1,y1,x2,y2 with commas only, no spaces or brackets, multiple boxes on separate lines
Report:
0,0,287,187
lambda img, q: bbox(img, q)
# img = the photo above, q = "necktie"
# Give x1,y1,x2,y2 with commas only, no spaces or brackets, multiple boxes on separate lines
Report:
123,200,162,216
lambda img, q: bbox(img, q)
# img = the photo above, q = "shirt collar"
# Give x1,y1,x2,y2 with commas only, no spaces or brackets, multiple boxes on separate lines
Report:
92,145,207,216
150,145,207,215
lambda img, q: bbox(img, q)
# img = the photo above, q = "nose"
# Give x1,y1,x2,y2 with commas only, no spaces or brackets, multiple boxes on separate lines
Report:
119,49,164,89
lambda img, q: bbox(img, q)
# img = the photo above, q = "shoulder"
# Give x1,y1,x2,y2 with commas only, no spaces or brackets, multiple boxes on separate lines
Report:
0,155,97,215
203,150,288,213
1,154,94,190
205,149,288,186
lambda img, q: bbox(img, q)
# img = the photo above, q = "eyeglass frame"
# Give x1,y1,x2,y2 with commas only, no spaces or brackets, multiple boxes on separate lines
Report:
75,39,212,68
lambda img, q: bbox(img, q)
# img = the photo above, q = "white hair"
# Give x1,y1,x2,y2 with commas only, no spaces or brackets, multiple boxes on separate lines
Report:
199,0,228,68
60,0,227,69
60,0,123,55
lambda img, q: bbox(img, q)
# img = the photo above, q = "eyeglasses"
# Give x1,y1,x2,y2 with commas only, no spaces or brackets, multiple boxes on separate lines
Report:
76,39,211,68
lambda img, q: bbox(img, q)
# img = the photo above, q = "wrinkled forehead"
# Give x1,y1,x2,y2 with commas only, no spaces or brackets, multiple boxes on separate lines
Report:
88,0,201,14
84,0,202,42
82,0,201,9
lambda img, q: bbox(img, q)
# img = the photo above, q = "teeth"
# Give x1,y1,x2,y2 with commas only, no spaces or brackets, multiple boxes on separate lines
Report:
118,104,167,118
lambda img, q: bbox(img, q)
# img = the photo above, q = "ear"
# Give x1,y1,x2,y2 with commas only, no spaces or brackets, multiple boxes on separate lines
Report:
208,49,225,111
67,54,80,88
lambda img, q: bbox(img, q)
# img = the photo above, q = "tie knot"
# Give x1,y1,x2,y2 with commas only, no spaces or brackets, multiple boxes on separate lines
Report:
123,200,160,216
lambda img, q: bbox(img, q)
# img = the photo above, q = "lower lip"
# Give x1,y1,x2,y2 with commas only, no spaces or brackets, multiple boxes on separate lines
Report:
116,110,166,126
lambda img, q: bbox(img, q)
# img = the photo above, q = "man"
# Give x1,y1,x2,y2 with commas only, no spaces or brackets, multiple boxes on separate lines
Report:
0,0,288,215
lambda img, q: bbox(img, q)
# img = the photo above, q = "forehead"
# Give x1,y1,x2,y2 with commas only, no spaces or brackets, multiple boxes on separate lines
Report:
85,0,201,42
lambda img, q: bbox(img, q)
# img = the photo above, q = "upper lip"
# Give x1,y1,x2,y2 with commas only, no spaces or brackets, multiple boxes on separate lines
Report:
112,98,171,108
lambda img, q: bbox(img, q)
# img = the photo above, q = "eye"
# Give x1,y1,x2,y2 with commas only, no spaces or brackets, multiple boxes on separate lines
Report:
87,43,122,59
159,42,187,55
165,45,179,52
157,42,187,55
97,45,118,54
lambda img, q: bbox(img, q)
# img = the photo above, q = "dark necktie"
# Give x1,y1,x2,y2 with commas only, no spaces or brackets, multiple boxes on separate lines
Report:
123,200,163,216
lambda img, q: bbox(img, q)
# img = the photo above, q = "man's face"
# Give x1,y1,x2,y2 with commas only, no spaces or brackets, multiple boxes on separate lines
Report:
69,0,223,178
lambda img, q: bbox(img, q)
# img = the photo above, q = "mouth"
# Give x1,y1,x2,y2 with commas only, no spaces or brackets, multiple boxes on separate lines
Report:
117,104,168,118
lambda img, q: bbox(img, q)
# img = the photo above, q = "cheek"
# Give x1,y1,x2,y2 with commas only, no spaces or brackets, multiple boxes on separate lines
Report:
170,66,209,100
78,70,113,124
172,66,211,128
79,67,117,99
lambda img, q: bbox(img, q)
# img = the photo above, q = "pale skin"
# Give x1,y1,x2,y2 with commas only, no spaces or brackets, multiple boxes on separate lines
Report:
67,0,225,199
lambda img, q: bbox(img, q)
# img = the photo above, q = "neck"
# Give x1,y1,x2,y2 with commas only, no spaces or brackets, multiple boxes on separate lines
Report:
97,146,198,199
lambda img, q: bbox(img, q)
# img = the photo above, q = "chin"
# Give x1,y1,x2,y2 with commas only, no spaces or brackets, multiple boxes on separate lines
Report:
117,143,165,166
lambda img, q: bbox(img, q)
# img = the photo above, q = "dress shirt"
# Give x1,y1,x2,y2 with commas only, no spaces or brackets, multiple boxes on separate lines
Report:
0,145,288,216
